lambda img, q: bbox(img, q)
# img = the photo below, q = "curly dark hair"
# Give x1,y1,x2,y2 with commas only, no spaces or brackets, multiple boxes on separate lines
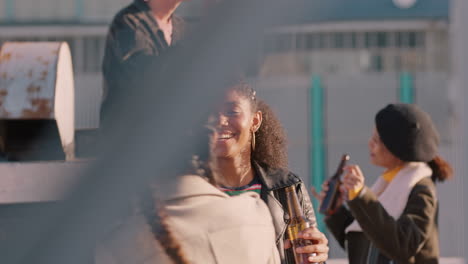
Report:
428,155,453,183
141,194,190,264
230,81,288,169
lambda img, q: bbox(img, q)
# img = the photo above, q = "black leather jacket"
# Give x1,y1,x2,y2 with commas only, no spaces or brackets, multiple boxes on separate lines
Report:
101,0,185,127
253,161,317,264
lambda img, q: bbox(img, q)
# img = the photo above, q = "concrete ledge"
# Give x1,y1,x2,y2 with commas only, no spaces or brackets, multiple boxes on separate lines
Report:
0,161,89,204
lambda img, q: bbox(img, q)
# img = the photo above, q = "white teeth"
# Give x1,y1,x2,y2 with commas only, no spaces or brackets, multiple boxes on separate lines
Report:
218,133,233,139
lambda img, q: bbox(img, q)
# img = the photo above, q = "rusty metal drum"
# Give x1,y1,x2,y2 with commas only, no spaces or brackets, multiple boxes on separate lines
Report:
0,42,75,160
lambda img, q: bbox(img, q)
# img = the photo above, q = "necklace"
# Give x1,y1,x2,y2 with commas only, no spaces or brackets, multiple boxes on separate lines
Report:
238,166,253,186
221,166,253,188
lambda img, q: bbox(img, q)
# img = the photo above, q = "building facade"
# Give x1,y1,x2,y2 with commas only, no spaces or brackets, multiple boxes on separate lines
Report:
259,0,449,76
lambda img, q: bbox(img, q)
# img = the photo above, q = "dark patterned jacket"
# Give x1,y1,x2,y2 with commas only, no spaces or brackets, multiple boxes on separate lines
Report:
101,0,185,126
254,161,318,264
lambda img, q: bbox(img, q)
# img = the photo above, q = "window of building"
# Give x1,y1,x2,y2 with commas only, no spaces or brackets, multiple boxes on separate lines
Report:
365,32,378,48
295,33,306,51
318,33,327,49
376,32,388,48
305,33,317,50
396,31,409,47
342,32,358,49
408,32,417,47
395,31,425,48
268,30,425,51
351,32,358,48
332,32,345,49
371,54,384,72
261,29,430,73
415,32,425,48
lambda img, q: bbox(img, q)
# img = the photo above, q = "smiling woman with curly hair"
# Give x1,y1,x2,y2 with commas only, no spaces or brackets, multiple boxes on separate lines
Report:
209,80,329,264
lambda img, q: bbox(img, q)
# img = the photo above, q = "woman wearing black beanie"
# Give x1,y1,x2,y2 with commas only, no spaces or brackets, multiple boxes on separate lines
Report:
322,103,452,264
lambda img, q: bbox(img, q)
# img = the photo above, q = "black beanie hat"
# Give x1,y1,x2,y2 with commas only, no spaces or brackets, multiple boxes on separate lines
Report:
375,103,439,162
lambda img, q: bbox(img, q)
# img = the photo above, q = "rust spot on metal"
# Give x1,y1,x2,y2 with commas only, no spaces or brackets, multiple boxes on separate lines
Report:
22,98,52,118
27,84,41,94
28,70,34,78
40,71,48,81
0,90,6,108
51,50,59,55
0,72,7,80
0,53,12,63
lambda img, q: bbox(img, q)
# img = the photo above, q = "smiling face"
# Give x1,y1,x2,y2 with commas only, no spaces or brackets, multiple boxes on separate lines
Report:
210,89,262,159
368,128,402,169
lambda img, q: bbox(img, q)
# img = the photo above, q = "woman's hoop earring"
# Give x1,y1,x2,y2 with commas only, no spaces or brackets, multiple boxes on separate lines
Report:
251,130,256,152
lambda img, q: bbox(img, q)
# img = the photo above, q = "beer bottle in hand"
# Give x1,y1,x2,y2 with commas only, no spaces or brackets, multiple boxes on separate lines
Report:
285,185,317,264
319,154,349,216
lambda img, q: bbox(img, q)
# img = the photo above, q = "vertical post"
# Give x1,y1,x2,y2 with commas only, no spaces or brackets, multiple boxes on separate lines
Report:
5,0,15,20
399,71,414,103
309,74,326,232
75,0,84,20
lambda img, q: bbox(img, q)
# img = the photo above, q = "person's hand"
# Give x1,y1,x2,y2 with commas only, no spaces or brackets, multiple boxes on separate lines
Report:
342,164,365,199
284,227,329,263
310,181,329,204
311,180,345,212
